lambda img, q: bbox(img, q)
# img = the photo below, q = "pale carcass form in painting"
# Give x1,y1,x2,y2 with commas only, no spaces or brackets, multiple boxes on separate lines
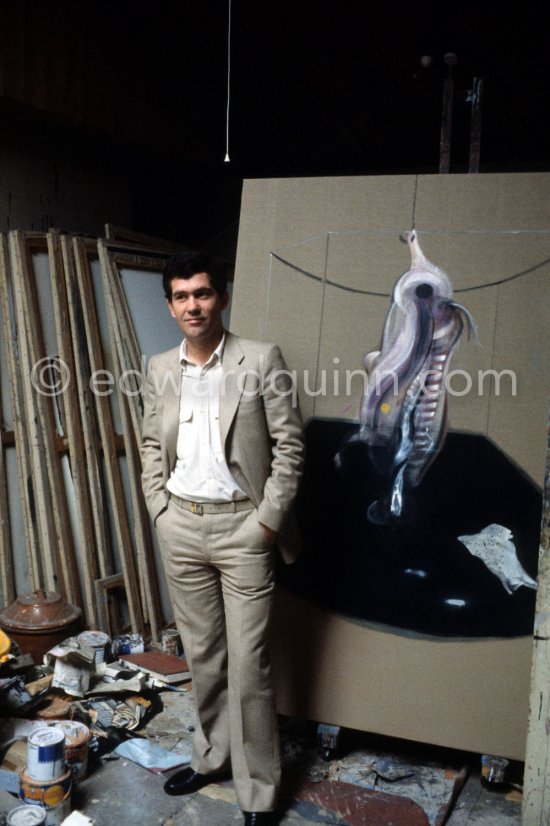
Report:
360,230,476,524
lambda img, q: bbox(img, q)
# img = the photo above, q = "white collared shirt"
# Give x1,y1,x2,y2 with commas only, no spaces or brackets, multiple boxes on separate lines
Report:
166,335,247,503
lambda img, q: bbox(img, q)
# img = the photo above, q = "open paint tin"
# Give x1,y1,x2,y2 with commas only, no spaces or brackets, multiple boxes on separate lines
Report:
7,805,48,825
77,630,110,664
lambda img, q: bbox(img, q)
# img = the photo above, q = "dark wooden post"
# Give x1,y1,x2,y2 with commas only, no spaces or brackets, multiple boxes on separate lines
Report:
439,53,457,174
468,78,484,173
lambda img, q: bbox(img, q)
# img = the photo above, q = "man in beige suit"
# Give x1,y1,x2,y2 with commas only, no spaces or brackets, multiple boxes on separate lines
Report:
141,251,305,826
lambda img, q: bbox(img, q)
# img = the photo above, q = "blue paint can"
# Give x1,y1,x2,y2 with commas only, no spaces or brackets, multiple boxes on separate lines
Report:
111,633,144,657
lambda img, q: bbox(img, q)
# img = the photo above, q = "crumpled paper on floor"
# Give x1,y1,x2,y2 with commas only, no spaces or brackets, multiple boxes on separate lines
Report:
88,663,147,695
44,637,96,697
43,644,148,698
114,738,191,773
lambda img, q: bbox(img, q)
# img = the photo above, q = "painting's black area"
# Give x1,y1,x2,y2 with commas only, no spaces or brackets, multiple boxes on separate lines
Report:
277,418,541,638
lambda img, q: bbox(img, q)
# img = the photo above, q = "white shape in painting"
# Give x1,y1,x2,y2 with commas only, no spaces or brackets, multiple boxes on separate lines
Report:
458,524,537,595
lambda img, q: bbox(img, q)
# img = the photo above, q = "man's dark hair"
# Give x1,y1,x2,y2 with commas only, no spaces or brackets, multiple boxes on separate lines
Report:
163,250,228,300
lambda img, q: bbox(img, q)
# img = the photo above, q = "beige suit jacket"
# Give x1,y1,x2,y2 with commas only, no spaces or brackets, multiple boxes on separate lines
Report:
140,332,305,563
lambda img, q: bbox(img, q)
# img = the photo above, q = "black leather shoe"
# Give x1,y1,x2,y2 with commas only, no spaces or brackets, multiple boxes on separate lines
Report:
163,767,228,796
243,813,276,826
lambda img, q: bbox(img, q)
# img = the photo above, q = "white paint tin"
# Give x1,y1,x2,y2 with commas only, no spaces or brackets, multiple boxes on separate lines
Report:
77,630,110,663
27,727,66,782
7,805,48,826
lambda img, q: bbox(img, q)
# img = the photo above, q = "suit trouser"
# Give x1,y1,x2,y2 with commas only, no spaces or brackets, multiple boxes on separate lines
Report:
156,498,280,812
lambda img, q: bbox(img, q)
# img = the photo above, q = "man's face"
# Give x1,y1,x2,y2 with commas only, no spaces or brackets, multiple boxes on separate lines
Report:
167,272,228,347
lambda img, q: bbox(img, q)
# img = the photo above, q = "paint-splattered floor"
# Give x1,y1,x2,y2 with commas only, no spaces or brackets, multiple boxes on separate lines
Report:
63,687,522,826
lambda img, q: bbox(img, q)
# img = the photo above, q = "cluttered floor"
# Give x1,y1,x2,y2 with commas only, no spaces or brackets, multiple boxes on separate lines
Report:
1,641,523,826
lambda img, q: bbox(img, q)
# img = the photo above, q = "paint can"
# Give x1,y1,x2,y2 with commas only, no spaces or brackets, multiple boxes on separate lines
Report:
54,720,91,781
35,697,72,722
111,632,144,658
480,754,509,789
161,628,182,657
7,805,48,826
76,630,110,664
19,767,72,826
27,727,66,782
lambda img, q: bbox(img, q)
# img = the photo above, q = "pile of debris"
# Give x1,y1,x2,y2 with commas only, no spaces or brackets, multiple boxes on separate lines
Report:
0,625,191,825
